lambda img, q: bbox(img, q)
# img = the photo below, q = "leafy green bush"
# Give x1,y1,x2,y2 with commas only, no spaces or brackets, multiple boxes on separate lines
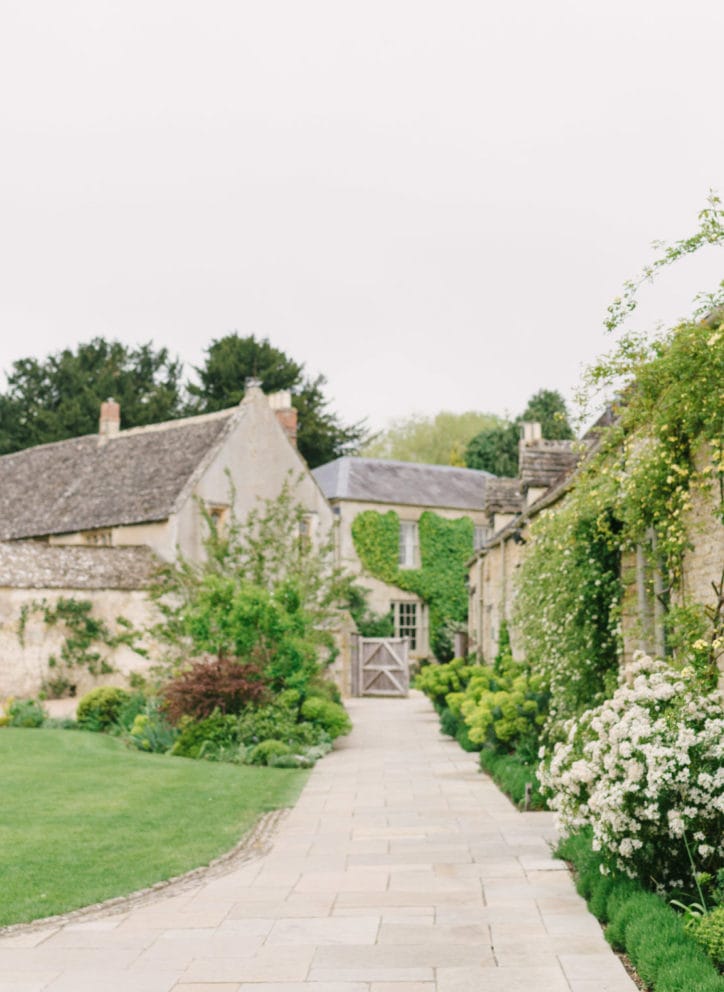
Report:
479,748,546,809
304,678,342,705
171,711,240,759
115,691,149,731
127,700,177,753
76,686,130,731
414,657,475,708
687,906,724,970
6,698,46,728
300,697,352,739
558,831,724,992
248,739,292,765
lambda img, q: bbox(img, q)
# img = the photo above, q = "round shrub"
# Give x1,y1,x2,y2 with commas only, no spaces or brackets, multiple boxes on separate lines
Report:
300,697,352,739
6,698,47,728
688,906,724,970
248,739,292,765
76,687,129,731
171,711,240,759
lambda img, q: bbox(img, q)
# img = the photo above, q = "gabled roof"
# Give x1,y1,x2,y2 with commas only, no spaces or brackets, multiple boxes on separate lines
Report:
0,541,159,589
0,408,239,540
312,457,492,510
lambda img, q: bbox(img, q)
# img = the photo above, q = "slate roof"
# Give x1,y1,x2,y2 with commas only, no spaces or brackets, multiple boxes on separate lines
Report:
518,440,579,492
313,457,492,510
0,409,237,540
0,542,159,589
483,478,523,514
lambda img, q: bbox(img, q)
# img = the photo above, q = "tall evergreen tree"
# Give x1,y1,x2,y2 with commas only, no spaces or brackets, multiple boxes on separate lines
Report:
190,334,368,467
0,338,186,454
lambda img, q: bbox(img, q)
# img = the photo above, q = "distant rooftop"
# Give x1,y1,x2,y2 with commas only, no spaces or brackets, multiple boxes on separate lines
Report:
312,457,493,510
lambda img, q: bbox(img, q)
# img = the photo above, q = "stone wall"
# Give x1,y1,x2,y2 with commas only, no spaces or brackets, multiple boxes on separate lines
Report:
0,587,157,699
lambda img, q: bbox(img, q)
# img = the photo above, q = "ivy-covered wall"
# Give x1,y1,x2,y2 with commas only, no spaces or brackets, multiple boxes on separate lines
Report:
351,509,473,658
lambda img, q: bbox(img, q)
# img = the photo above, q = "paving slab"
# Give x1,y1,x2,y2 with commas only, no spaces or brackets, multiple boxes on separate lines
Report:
5,692,638,990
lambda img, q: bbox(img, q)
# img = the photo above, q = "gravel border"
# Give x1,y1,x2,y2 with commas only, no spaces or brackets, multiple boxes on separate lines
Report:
0,806,288,937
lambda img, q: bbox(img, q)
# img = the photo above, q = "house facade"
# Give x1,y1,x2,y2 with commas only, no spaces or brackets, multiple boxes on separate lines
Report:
0,382,334,697
313,456,493,659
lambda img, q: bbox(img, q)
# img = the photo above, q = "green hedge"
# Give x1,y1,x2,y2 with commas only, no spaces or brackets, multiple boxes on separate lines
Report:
558,831,724,992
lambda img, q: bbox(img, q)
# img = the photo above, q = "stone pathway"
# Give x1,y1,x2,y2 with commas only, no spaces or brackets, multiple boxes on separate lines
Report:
0,693,637,992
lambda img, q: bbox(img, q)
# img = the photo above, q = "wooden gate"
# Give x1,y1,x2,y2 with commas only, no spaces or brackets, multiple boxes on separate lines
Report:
351,635,410,697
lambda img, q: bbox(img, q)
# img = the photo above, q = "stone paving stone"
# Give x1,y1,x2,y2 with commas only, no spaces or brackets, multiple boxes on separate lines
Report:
371,984,435,992
266,916,379,945
437,965,570,991
238,985,367,992
559,952,637,983
0,973,59,992
172,985,240,992
377,922,489,945
184,948,315,983
0,926,61,947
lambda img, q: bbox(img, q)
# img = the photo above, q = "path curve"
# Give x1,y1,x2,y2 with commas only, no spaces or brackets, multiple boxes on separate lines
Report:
0,692,636,992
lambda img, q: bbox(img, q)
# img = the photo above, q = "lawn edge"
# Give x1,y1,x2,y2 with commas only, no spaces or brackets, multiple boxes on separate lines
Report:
0,806,289,936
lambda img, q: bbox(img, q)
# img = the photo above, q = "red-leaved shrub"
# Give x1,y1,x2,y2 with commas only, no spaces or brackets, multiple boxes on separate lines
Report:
162,656,268,723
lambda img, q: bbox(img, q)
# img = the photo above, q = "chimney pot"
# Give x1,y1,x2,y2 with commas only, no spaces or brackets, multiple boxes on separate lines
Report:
99,398,120,442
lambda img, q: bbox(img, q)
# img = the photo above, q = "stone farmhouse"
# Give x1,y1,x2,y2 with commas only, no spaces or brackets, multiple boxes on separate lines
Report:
0,381,333,697
312,456,494,659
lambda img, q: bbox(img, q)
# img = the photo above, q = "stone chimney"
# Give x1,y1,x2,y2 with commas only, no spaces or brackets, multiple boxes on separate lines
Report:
520,421,542,444
267,390,298,447
98,398,120,443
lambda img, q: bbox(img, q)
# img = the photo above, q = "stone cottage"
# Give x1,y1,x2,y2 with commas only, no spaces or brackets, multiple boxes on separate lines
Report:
0,382,334,697
313,456,493,659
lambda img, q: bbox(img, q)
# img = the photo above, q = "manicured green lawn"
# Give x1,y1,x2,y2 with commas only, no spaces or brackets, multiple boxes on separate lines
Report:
0,728,308,926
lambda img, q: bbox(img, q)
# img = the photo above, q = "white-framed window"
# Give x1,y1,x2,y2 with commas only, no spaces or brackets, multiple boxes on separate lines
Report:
398,520,419,569
392,600,418,650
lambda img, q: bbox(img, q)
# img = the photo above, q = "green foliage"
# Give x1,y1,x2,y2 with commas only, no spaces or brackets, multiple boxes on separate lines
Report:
170,711,240,759
188,333,369,467
558,831,724,992
5,698,46,728
127,700,177,753
604,191,724,334
300,697,352,739
154,477,351,699
76,687,130,731
465,421,519,475
235,701,329,751
247,739,293,765
687,906,724,970
458,653,548,760
0,338,186,455
414,656,475,707
363,410,504,465
514,498,622,733
465,388,574,474
352,510,474,657
478,749,546,810
345,584,395,638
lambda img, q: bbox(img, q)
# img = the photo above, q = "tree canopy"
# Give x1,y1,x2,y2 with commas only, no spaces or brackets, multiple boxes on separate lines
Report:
0,332,368,468
190,334,369,467
465,388,574,476
363,410,504,465
0,338,186,455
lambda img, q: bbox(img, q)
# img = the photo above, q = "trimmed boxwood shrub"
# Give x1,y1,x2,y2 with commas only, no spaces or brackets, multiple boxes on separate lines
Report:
76,687,129,731
300,698,352,739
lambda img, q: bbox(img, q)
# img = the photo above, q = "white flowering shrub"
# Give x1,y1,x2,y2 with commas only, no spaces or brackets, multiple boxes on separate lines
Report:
540,653,724,888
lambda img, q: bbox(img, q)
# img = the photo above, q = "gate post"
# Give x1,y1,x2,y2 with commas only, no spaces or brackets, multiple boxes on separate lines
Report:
350,632,361,697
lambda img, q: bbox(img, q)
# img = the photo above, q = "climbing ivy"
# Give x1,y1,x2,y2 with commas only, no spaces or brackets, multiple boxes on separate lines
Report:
18,597,145,697
351,510,473,658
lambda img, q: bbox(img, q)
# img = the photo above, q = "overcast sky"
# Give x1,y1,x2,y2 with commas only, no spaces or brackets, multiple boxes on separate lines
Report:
1,1,722,434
